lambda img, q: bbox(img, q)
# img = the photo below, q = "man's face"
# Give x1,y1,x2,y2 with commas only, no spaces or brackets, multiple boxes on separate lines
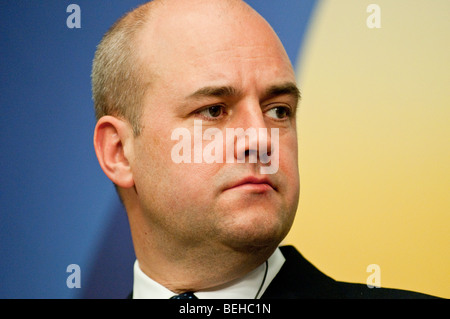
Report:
129,4,300,251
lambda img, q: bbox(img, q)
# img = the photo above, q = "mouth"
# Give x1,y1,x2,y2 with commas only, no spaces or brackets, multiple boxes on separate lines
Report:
224,176,276,193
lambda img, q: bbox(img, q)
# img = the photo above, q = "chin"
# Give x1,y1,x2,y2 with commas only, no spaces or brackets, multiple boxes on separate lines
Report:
218,207,293,253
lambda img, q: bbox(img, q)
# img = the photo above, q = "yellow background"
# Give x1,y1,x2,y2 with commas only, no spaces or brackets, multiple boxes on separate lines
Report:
284,0,450,298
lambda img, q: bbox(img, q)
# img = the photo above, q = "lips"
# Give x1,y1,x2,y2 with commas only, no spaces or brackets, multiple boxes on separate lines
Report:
224,176,276,192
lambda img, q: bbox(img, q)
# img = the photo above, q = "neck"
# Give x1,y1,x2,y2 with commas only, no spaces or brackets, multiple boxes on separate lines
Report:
128,215,275,293
136,238,275,293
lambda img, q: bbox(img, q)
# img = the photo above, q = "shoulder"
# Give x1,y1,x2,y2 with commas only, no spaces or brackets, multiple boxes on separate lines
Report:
262,245,440,299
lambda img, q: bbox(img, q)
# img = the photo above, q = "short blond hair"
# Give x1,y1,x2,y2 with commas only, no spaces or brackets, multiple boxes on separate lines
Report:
91,2,155,136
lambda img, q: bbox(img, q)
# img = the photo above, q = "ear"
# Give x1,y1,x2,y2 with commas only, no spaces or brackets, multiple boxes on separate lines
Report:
93,116,135,189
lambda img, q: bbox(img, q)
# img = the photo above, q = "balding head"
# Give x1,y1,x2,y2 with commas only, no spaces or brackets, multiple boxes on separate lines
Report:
92,0,292,136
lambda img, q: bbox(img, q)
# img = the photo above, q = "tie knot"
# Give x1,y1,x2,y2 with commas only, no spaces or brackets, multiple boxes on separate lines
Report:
170,292,198,299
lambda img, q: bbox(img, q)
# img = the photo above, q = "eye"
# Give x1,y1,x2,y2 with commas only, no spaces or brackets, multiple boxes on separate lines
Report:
266,106,292,120
196,105,225,119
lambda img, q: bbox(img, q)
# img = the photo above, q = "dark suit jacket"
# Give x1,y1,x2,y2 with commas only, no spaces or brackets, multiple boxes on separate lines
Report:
261,245,438,299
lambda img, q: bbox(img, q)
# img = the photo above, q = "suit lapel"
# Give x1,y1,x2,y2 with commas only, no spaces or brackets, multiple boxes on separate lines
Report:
261,245,339,298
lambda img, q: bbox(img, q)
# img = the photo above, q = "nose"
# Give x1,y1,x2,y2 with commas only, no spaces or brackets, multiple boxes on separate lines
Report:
226,100,272,164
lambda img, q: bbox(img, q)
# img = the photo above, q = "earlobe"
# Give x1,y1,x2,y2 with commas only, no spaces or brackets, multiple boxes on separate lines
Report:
93,116,135,188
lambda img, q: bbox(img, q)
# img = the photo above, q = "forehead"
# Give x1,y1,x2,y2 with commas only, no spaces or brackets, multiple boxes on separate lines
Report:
137,1,295,100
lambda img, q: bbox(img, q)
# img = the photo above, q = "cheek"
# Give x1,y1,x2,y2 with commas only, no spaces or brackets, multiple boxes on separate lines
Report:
278,134,300,195
132,127,177,202
133,129,219,209
278,130,298,170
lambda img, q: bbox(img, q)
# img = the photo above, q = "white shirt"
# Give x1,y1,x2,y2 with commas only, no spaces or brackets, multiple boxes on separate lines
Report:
132,248,285,299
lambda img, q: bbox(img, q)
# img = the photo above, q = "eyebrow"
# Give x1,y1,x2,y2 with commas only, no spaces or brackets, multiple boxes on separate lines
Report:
187,85,241,99
263,82,301,102
186,82,301,102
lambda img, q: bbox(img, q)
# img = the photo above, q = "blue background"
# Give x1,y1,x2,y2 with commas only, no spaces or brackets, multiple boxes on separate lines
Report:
0,0,317,298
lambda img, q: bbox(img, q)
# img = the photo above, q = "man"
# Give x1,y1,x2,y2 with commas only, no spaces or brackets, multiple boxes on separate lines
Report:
92,0,436,298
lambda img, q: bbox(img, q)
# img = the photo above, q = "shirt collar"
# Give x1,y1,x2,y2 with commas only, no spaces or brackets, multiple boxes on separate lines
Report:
132,247,285,299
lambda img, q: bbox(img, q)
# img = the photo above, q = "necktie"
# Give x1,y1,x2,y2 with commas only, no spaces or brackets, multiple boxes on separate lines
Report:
170,292,198,299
